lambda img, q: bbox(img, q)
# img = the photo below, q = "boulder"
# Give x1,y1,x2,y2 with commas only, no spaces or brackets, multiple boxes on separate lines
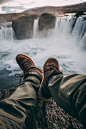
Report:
38,13,56,31
75,11,85,17
12,15,37,40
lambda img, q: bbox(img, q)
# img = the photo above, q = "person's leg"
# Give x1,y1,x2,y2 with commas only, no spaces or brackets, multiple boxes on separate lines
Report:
48,74,86,128
0,54,42,129
38,57,86,129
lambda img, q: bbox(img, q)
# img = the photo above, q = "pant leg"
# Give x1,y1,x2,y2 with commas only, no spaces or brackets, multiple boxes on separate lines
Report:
48,74,86,129
0,75,41,129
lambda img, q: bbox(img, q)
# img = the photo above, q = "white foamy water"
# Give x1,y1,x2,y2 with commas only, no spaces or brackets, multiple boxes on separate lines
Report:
0,15,86,76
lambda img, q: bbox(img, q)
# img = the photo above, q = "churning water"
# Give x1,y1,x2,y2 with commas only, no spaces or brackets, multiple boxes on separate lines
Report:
0,15,86,89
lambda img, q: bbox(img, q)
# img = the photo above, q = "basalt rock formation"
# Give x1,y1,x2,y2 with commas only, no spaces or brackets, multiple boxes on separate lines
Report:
23,2,86,15
12,13,56,39
12,15,37,40
37,13,56,37
12,12,86,40
38,13,56,31
75,11,85,17
0,2,86,23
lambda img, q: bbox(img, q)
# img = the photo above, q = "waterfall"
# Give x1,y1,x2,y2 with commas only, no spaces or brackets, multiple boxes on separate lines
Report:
0,15,86,43
54,16,73,36
0,23,14,41
72,16,86,40
54,15,86,48
0,15,86,89
33,19,39,38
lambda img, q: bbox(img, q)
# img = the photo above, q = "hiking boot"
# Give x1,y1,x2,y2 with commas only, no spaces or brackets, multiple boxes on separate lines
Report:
16,54,42,90
38,57,62,101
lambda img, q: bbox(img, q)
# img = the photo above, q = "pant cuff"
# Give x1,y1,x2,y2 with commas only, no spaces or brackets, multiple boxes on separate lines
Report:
24,71,42,83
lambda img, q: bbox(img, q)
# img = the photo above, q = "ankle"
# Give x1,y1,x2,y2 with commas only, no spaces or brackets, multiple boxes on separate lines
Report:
45,69,63,86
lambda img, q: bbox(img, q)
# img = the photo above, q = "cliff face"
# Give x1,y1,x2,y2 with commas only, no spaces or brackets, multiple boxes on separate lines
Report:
12,15,37,40
11,13,56,39
23,2,86,14
0,2,86,23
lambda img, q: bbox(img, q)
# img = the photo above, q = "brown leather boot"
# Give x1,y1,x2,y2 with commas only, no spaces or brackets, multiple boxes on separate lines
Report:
38,57,62,101
16,54,42,90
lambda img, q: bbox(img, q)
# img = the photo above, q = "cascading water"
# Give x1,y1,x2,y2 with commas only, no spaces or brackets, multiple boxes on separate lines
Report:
0,15,86,89
33,19,39,38
0,23,14,41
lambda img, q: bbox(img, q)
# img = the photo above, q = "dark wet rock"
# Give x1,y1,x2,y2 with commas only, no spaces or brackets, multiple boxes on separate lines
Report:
38,13,56,31
12,15,37,40
75,11,85,17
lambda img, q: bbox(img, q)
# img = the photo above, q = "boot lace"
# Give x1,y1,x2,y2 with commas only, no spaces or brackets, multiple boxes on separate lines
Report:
15,58,42,83
20,59,32,72
15,74,24,83
44,63,62,73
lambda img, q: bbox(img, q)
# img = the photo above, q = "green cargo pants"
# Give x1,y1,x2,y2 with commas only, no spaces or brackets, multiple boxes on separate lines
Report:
0,75,41,129
0,74,86,128
48,74,86,129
